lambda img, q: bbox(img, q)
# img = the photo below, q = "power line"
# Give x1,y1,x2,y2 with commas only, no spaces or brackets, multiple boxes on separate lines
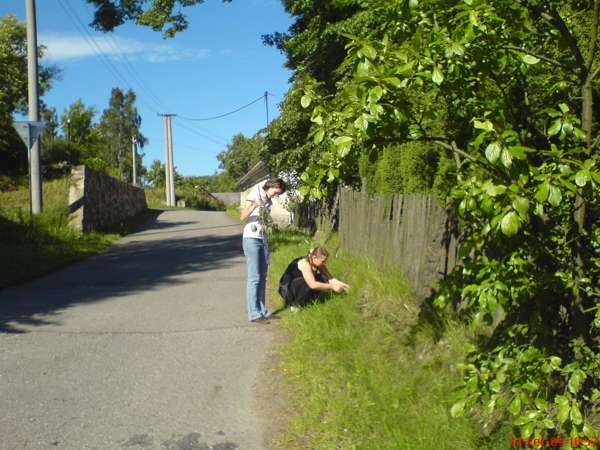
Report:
172,118,228,146
177,95,264,121
81,1,171,113
146,135,209,152
59,0,230,147
57,0,161,115
54,3,276,148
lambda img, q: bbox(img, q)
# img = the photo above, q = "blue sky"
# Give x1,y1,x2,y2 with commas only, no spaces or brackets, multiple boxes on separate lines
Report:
1,0,293,176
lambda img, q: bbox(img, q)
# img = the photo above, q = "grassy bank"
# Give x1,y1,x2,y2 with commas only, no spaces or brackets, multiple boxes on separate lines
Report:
0,177,141,289
226,203,240,222
145,186,167,209
267,228,507,450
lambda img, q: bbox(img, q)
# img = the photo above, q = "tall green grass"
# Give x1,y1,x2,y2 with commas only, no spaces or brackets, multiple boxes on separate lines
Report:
145,186,167,209
0,177,117,288
226,203,241,223
267,228,508,450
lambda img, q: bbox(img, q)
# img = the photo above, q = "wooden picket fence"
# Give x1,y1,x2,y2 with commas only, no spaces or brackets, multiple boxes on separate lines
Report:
338,189,460,299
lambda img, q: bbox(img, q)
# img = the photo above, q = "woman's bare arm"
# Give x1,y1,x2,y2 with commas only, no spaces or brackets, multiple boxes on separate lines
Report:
320,264,333,281
240,198,263,222
298,259,332,291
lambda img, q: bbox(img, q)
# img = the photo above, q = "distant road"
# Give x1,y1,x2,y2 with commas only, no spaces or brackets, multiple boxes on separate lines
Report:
0,210,273,450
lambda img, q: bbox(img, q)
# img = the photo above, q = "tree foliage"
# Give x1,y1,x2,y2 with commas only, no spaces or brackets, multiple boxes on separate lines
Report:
217,132,265,182
0,15,58,173
86,0,232,37
262,1,381,181
293,0,599,441
60,100,96,146
97,88,147,182
146,159,165,188
183,172,236,193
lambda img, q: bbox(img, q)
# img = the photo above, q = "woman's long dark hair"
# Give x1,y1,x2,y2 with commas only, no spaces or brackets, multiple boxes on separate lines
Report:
262,178,286,192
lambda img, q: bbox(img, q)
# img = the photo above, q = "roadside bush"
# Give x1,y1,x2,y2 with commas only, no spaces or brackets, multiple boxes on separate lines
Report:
186,192,225,211
42,139,81,165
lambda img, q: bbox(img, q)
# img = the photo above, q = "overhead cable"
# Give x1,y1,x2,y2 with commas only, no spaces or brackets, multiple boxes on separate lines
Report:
177,95,264,121
57,0,161,115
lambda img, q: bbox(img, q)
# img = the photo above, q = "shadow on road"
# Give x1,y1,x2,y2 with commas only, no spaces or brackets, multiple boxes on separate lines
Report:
136,224,241,238
0,212,244,334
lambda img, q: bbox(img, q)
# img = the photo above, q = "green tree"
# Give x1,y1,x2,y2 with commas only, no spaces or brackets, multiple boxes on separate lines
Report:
262,1,379,179
97,88,147,182
263,1,374,89
146,159,165,187
41,107,59,142
60,99,96,146
298,0,599,441
264,88,314,176
86,0,231,37
0,15,58,174
184,172,236,192
217,132,264,181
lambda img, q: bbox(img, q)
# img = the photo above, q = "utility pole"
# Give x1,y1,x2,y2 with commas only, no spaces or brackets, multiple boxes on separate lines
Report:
166,115,176,206
26,0,42,214
159,114,176,206
131,114,141,187
264,91,269,128
131,136,137,187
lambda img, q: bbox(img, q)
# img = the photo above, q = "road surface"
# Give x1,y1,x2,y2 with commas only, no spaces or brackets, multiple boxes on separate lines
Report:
0,210,275,450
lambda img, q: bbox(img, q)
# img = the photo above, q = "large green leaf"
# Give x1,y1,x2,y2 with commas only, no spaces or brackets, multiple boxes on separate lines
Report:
501,211,520,236
474,120,494,132
354,115,369,132
522,54,540,64
313,129,325,144
570,405,583,425
509,396,522,415
574,170,589,187
501,149,512,167
535,182,550,203
567,369,586,394
512,197,530,220
547,119,562,137
333,136,353,146
450,400,466,417
485,142,502,163
360,44,377,60
548,186,562,207
555,396,570,423
432,67,444,85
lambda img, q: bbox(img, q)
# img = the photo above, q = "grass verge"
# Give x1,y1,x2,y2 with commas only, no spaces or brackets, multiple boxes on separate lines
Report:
267,227,507,450
0,177,152,289
145,186,167,209
226,203,241,223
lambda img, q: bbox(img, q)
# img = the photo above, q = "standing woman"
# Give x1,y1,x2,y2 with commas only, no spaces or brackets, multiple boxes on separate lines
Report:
240,178,286,322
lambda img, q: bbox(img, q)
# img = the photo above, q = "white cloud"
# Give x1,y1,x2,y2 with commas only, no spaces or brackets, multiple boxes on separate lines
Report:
40,33,211,63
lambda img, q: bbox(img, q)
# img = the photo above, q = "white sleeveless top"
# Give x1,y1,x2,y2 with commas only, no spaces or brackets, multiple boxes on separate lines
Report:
242,188,272,239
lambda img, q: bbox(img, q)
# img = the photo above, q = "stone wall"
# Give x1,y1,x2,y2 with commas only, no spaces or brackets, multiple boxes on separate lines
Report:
211,192,240,206
338,189,459,300
69,165,147,232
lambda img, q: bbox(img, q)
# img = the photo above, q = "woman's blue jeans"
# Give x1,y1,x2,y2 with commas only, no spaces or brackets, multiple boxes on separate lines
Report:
242,237,269,321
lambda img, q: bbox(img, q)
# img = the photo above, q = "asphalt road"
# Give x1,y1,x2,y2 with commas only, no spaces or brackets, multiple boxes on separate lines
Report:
0,210,274,450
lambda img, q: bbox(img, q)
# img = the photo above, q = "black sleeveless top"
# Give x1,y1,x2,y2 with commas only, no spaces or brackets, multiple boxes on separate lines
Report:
278,257,321,302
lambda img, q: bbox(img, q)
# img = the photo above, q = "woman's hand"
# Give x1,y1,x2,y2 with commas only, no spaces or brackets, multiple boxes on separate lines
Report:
240,197,265,221
329,278,350,293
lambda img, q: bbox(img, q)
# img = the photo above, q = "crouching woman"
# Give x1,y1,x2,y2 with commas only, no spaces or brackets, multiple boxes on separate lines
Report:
278,247,350,310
